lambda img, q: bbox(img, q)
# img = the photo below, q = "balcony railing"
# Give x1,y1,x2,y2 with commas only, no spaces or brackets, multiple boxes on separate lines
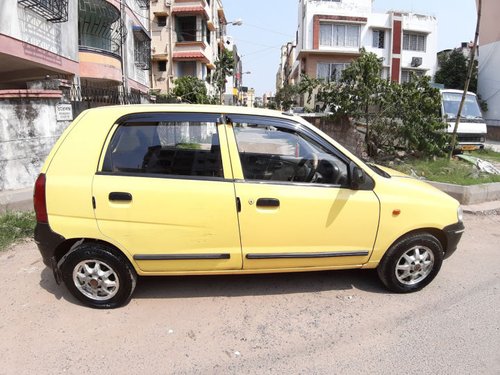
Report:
18,0,69,23
78,0,124,57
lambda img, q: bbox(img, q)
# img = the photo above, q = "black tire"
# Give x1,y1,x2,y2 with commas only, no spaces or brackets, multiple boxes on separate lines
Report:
377,233,444,293
60,242,137,309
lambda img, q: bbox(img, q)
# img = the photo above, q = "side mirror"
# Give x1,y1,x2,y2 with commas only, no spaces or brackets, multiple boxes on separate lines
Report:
350,165,365,190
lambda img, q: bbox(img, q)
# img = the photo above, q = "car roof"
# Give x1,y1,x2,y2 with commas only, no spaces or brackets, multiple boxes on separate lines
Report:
87,104,302,121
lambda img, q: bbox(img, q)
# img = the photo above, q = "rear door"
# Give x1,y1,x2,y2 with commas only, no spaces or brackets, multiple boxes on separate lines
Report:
92,112,242,273
225,115,380,270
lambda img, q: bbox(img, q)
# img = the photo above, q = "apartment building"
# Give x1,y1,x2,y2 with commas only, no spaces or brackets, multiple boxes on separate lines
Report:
0,0,151,103
292,0,438,106
477,0,500,138
150,0,227,94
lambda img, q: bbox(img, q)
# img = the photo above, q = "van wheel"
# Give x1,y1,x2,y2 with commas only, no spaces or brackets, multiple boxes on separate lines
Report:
377,233,443,293
60,243,137,309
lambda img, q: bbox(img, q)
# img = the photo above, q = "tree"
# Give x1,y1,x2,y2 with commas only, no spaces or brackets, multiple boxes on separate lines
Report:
299,48,448,159
172,76,213,104
212,49,235,104
435,49,478,93
275,84,299,111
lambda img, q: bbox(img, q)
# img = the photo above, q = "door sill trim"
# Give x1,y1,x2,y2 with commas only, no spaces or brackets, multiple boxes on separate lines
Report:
245,251,369,260
134,253,231,261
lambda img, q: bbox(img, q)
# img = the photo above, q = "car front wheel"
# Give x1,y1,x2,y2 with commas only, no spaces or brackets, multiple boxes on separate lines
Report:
377,233,444,293
60,243,137,308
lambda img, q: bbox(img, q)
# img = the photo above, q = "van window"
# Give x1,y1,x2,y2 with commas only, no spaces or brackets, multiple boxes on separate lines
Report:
102,121,223,178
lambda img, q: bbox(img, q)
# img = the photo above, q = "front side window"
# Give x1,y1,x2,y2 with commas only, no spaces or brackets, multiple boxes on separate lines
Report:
403,32,426,52
233,121,348,186
317,62,349,82
320,23,360,48
102,118,223,178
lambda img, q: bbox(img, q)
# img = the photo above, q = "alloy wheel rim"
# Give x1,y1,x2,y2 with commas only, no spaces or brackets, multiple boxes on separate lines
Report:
395,246,435,285
72,260,120,301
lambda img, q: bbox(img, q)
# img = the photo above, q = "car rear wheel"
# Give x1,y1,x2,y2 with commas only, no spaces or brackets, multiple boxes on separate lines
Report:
377,233,443,293
60,243,137,309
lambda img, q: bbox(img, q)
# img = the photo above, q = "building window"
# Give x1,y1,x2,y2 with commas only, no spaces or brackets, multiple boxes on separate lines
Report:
403,32,426,52
317,62,349,82
202,19,210,44
320,23,360,48
158,61,167,72
157,16,167,27
178,61,197,77
372,29,385,48
381,67,390,80
176,16,197,42
401,69,425,83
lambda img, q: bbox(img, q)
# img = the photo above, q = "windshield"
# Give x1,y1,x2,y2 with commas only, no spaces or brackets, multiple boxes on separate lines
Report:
442,92,483,120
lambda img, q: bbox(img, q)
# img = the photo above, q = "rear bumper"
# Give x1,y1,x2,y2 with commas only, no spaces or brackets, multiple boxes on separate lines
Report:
34,222,65,268
443,221,465,259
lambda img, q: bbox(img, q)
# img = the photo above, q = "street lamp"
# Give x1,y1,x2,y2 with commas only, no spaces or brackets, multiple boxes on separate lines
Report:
226,18,243,26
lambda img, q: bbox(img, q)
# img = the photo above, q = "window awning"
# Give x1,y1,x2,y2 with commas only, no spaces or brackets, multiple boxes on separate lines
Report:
133,25,151,41
173,52,209,64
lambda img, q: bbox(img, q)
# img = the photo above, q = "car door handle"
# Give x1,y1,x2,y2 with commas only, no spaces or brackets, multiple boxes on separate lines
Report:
256,198,280,208
109,192,133,202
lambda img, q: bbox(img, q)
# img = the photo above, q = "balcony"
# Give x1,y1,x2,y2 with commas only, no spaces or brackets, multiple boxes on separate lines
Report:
151,0,169,16
78,0,123,58
78,0,123,82
18,0,69,23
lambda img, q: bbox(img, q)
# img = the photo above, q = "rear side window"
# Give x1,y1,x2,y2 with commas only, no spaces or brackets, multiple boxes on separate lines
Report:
102,119,223,178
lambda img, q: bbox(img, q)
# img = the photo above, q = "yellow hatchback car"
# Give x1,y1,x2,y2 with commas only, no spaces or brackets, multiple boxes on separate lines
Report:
34,105,464,308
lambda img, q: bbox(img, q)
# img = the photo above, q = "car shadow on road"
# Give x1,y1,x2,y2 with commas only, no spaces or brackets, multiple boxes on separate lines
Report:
39,267,388,306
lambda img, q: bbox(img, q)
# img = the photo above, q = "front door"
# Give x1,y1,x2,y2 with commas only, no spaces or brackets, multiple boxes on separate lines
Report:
92,113,242,273
225,115,379,270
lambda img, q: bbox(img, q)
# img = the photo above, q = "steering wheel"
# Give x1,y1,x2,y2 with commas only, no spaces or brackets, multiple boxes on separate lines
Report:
292,153,319,182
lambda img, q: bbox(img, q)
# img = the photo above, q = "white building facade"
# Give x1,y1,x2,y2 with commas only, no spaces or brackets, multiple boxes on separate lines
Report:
477,0,500,138
293,0,438,106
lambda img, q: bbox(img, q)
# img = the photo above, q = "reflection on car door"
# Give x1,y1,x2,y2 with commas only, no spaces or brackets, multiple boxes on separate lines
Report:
225,115,380,270
92,113,242,273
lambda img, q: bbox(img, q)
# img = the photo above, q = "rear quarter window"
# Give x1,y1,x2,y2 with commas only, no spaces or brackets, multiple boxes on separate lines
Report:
102,120,223,178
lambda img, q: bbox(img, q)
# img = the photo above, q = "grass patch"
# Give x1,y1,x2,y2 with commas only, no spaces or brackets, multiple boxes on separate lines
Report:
0,211,36,251
390,157,500,185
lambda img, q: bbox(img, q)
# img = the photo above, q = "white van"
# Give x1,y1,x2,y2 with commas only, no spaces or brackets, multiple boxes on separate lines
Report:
441,89,487,151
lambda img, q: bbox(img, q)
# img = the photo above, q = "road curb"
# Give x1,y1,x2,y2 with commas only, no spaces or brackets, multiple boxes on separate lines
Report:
428,181,500,205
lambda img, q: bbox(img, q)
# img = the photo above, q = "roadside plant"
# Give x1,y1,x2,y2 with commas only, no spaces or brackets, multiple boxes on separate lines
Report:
300,48,448,159
172,76,212,104
213,49,235,104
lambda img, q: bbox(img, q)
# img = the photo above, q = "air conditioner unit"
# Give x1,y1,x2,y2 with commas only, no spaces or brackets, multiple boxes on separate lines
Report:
411,57,423,67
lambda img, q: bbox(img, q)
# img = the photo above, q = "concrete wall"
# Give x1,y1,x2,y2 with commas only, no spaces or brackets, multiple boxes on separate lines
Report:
0,96,70,190
301,115,365,157
0,0,78,61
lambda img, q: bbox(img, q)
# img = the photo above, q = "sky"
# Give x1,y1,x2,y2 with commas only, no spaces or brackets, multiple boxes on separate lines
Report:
222,0,477,97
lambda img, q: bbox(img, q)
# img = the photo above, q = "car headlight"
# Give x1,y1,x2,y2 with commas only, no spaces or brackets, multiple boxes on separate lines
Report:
457,206,463,222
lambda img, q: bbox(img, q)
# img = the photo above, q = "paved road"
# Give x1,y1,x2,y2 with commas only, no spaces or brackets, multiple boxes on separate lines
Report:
1,214,499,374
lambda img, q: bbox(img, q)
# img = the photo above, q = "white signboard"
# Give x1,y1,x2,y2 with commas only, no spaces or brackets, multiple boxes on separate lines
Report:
56,103,73,121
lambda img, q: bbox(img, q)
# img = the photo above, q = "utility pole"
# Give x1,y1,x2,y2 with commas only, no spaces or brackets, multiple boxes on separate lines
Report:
448,0,482,159
120,0,129,103
166,0,174,93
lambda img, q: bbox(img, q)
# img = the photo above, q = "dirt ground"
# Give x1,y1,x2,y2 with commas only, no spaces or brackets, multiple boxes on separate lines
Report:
0,213,499,374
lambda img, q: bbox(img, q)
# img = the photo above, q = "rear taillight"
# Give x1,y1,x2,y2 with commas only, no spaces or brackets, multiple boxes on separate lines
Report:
34,173,48,223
